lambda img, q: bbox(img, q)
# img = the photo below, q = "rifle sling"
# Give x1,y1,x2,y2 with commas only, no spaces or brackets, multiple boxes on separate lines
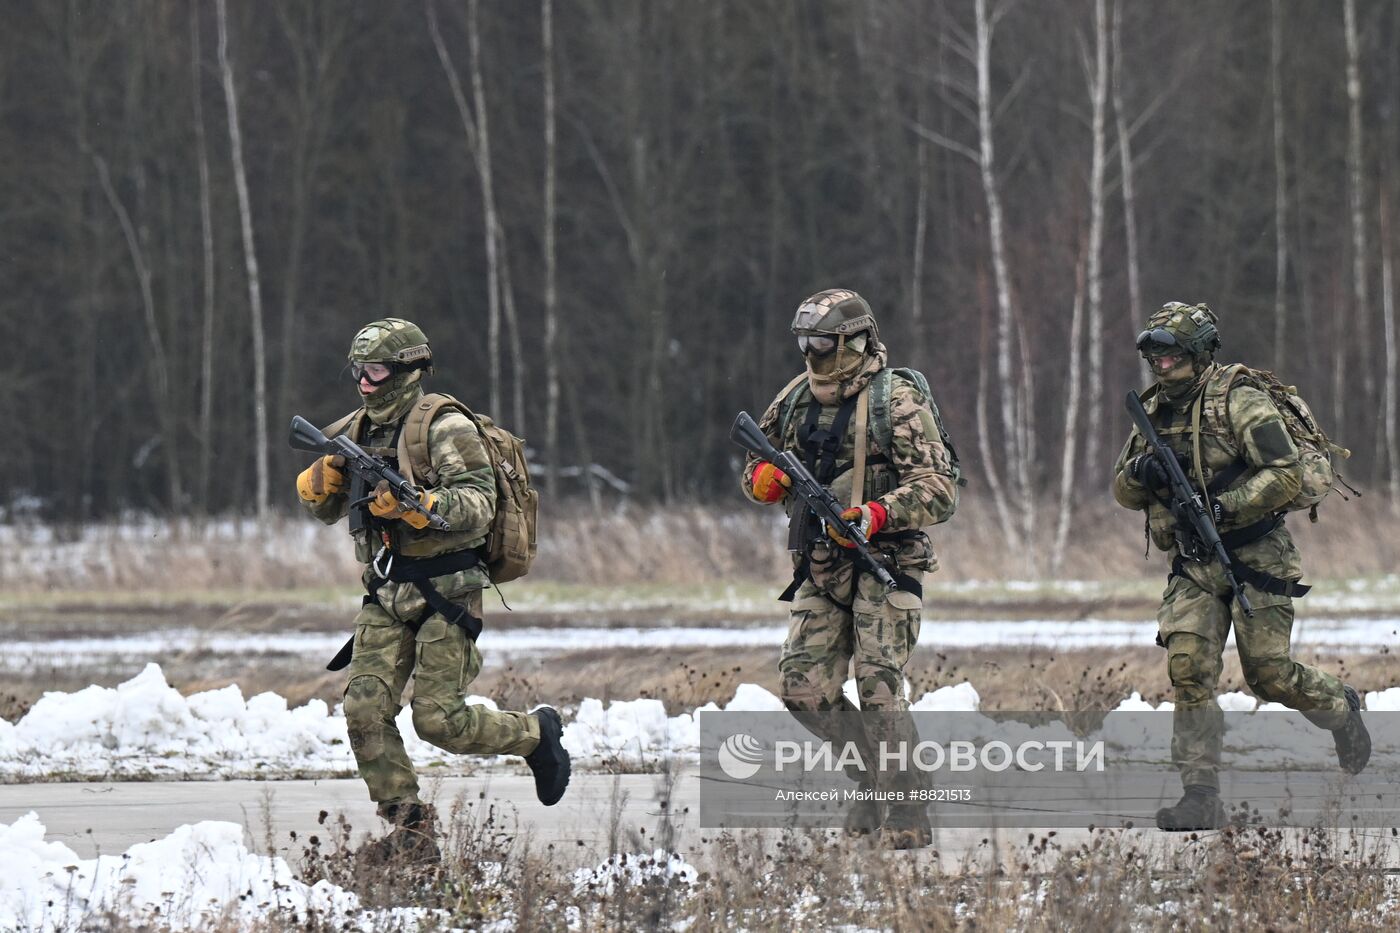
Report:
1169,516,1311,599
327,548,485,672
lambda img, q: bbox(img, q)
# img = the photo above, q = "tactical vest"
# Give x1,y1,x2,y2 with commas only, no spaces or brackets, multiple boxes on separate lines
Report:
1140,363,1343,522
773,368,960,553
324,393,538,580
322,401,488,562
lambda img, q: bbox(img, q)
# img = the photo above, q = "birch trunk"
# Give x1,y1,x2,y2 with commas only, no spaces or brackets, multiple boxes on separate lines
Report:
1381,195,1399,509
1051,249,1088,573
1083,0,1109,485
1343,0,1367,439
426,0,500,419
1271,0,1289,371
975,0,1026,552
466,1,524,432
191,0,216,511
217,0,269,518
93,155,183,509
1111,0,1148,387
542,0,560,493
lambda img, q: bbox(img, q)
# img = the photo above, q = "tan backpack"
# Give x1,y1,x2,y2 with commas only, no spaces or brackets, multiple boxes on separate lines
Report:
331,393,539,582
1201,365,1352,520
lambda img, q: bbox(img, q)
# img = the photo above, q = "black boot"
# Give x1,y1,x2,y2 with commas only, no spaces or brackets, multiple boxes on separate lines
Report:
526,706,572,805
843,781,884,836
1155,784,1225,832
359,802,441,868
881,803,932,849
1333,684,1372,775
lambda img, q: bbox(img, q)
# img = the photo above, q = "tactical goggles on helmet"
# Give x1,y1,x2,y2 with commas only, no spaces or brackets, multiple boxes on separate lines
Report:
1135,328,1183,358
350,361,396,385
797,334,840,356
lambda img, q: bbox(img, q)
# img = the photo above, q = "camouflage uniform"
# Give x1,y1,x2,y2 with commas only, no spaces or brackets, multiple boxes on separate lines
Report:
741,292,959,830
301,320,539,813
1114,313,1348,794
743,375,959,716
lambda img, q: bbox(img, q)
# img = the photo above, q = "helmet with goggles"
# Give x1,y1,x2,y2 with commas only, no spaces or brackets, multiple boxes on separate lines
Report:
791,288,879,357
1136,301,1220,360
348,318,434,383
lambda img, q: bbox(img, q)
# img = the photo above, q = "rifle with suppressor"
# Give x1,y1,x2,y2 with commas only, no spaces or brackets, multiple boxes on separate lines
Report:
289,415,451,532
1124,391,1253,617
730,410,899,593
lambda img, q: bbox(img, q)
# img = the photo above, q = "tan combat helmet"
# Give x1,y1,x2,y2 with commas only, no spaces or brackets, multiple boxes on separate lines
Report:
790,288,879,354
349,317,434,373
1136,301,1221,363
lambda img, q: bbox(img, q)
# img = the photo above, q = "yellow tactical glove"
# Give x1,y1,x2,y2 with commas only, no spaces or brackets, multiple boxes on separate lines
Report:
296,455,346,503
368,479,437,530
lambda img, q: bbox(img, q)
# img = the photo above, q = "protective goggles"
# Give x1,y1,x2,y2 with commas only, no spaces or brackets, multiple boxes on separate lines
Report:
349,361,396,385
1135,328,1183,358
797,334,840,356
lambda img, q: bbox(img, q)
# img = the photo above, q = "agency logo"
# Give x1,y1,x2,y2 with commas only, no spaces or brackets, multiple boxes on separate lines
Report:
717,733,765,780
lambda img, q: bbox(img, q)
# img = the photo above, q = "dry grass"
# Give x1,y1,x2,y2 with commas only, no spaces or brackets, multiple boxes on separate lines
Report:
49,769,1400,931
4,495,1396,594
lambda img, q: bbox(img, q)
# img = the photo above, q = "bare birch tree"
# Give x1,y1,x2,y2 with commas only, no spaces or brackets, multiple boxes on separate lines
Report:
93,154,184,508
976,0,1032,559
217,0,270,518
1111,0,1147,387
1382,193,1399,510
1341,0,1367,440
1270,0,1289,371
1081,0,1110,481
542,0,560,492
191,0,217,511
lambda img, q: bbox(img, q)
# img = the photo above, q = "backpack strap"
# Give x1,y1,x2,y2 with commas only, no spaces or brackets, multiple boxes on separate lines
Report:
322,409,366,442
401,392,471,487
850,386,871,507
774,372,814,444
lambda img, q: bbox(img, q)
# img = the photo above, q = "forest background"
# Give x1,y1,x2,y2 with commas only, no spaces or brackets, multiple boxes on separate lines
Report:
5,0,1400,576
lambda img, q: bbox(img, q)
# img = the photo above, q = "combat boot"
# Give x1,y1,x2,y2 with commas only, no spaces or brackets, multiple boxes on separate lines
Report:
1155,785,1225,832
881,803,932,850
1332,684,1372,775
358,802,442,869
843,781,883,836
526,706,572,805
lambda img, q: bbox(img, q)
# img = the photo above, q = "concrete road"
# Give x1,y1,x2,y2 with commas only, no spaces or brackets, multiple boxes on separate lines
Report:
5,773,1396,873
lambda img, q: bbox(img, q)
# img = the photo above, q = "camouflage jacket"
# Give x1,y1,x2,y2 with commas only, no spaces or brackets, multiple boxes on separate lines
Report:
741,369,960,534
1113,362,1303,552
300,387,496,600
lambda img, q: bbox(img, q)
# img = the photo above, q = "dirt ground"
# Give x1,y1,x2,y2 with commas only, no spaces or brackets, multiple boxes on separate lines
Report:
5,590,1399,723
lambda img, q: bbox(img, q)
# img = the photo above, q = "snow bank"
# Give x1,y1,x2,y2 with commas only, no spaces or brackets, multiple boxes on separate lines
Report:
0,812,386,932
0,663,481,780
1,664,1390,778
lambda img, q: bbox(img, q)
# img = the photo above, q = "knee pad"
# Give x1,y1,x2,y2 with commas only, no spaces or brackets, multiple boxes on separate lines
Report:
779,664,843,712
855,669,903,709
1245,659,1295,703
410,696,457,747
343,675,393,729
1165,635,1215,706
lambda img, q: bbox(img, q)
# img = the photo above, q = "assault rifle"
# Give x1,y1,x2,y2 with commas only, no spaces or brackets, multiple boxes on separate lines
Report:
1124,392,1253,617
289,415,451,532
730,410,898,592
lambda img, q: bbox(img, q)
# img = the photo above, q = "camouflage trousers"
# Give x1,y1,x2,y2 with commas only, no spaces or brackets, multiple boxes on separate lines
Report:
1158,525,1347,791
343,587,540,808
779,543,926,791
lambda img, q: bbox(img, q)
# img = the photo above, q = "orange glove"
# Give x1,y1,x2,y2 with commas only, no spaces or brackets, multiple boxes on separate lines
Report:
750,461,792,503
368,480,438,530
296,455,346,503
828,501,888,548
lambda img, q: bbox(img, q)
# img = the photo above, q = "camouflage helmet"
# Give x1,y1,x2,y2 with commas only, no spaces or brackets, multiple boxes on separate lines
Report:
348,317,434,373
791,289,880,347
1136,302,1220,360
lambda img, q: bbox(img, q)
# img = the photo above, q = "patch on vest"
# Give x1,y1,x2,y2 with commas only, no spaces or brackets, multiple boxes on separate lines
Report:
1249,420,1294,464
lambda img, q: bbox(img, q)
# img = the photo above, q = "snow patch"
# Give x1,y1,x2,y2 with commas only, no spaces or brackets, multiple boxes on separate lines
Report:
0,811,409,932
